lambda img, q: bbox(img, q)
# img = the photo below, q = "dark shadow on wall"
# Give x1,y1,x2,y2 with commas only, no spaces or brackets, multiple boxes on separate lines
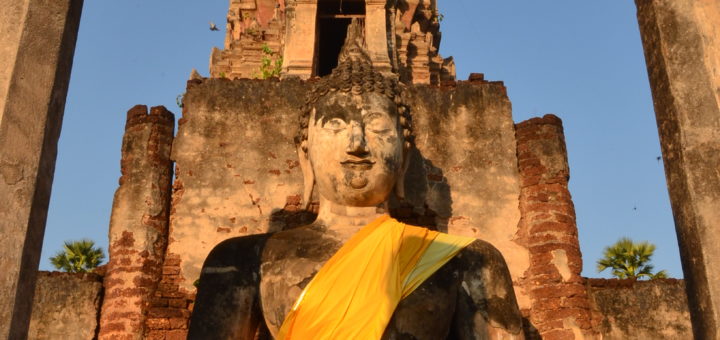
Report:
389,147,453,233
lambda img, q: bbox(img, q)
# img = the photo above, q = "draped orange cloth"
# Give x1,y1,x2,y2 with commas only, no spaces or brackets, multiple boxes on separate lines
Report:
277,215,475,340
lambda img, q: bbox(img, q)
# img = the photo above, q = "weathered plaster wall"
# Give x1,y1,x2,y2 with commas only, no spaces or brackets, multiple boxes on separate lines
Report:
154,77,528,332
403,78,528,310
28,272,103,340
587,279,692,340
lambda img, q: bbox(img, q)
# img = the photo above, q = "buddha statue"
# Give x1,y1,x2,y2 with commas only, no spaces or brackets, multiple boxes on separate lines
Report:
188,21,524,340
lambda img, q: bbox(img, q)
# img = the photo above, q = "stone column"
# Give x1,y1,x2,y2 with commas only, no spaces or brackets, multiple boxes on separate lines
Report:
515,115,597,339
0,0,83,338
634,0,720,338
282,0,317,78
98,105,174,340
365,0,392,74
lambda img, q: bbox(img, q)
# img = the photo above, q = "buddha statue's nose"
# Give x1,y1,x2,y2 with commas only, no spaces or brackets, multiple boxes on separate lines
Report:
346,121,368,156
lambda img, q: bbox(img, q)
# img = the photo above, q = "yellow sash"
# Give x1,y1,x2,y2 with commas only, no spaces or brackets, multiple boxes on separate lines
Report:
277,215,475,340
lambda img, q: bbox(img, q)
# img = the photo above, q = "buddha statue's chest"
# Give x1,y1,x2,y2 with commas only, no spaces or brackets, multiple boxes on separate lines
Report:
258,235,460,339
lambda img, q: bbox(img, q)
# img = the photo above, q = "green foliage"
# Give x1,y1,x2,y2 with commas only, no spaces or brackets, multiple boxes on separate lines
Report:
256,44,283,79
50,239,105,273
176,93,184,108
596,237,668,280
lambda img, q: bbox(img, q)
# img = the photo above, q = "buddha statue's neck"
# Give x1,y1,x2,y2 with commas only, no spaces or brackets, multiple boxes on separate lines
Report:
315,196,389,243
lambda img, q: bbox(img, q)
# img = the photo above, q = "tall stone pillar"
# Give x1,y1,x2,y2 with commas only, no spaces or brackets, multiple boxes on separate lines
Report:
634,0,720,338
0,0,83,338
282,0,317,78
515,115,597,340
98,105,174,340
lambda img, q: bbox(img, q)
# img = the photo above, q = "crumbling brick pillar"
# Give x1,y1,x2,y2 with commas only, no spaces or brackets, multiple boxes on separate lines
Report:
634,0,720,338
515,115,597,339
0,0,83,338
98,105,174,340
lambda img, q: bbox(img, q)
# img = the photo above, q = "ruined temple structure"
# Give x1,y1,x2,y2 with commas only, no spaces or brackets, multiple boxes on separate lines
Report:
210,0,455,84
11,0,694,339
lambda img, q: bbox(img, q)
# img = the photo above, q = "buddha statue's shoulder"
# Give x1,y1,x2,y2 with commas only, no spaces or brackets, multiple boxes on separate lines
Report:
450,236,525,335
262,223,343,263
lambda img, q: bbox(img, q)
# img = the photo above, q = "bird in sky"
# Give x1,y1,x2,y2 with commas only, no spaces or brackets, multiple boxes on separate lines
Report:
209,21,219,31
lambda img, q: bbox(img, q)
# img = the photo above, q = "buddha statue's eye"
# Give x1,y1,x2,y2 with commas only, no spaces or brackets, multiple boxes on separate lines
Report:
323,118,347,131
365,115,394,134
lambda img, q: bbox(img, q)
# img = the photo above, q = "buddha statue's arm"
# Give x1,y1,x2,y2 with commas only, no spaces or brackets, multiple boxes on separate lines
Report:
188,234,272,340
454,240,526,340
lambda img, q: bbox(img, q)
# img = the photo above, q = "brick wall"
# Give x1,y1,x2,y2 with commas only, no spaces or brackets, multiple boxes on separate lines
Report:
587,278,691,339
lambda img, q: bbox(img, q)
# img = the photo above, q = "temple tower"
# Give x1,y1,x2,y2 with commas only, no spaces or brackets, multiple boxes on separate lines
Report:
209,0,455,84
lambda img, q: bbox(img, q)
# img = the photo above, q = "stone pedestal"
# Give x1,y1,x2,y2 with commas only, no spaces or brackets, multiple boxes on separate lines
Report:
635,0,720,338
0,0,82,338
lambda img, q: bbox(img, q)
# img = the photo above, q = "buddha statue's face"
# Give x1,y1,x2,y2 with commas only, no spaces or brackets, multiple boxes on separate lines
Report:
307,92,404,207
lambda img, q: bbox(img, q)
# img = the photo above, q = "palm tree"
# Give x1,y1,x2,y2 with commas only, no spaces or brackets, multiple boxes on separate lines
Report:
596,237,668,279
49,239,106,273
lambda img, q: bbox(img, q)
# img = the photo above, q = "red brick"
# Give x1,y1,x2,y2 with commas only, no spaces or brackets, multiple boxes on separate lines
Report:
158,282,178,292
530,221,575,234
150,297,169,307
542,329,575,340
168,317,188,329
529,212,553,222
534,318,564,331
529,243,580,255
146,330,166,340
161,290,187,299
166,330,188,340
168,298,188,308
562,296,591,309
162,266,180,275
530,252,553,266
553,212,575,224
146,318,170,330
530,272,563,284
148,307,190,319
163,257,182,266
531,285,586,299
532,297,562,311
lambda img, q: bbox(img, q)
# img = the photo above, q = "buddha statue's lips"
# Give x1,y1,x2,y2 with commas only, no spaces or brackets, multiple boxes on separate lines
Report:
341,159,375,170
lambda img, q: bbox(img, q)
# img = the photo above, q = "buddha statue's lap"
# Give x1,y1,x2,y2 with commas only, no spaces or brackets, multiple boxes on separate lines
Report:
191,223,522,340
189,21,524,340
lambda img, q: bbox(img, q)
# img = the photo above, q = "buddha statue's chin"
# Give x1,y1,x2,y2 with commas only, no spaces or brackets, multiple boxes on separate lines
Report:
316,167,396,208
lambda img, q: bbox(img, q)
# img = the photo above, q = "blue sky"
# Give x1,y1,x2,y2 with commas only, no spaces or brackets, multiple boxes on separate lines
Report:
41,1,681,278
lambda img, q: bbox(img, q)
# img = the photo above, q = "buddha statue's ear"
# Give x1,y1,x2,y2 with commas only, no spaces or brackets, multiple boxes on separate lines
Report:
297,142,315,210
395,148,411,200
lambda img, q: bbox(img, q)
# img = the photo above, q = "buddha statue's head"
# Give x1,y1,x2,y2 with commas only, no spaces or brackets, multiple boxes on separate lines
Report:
296,20,414,209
